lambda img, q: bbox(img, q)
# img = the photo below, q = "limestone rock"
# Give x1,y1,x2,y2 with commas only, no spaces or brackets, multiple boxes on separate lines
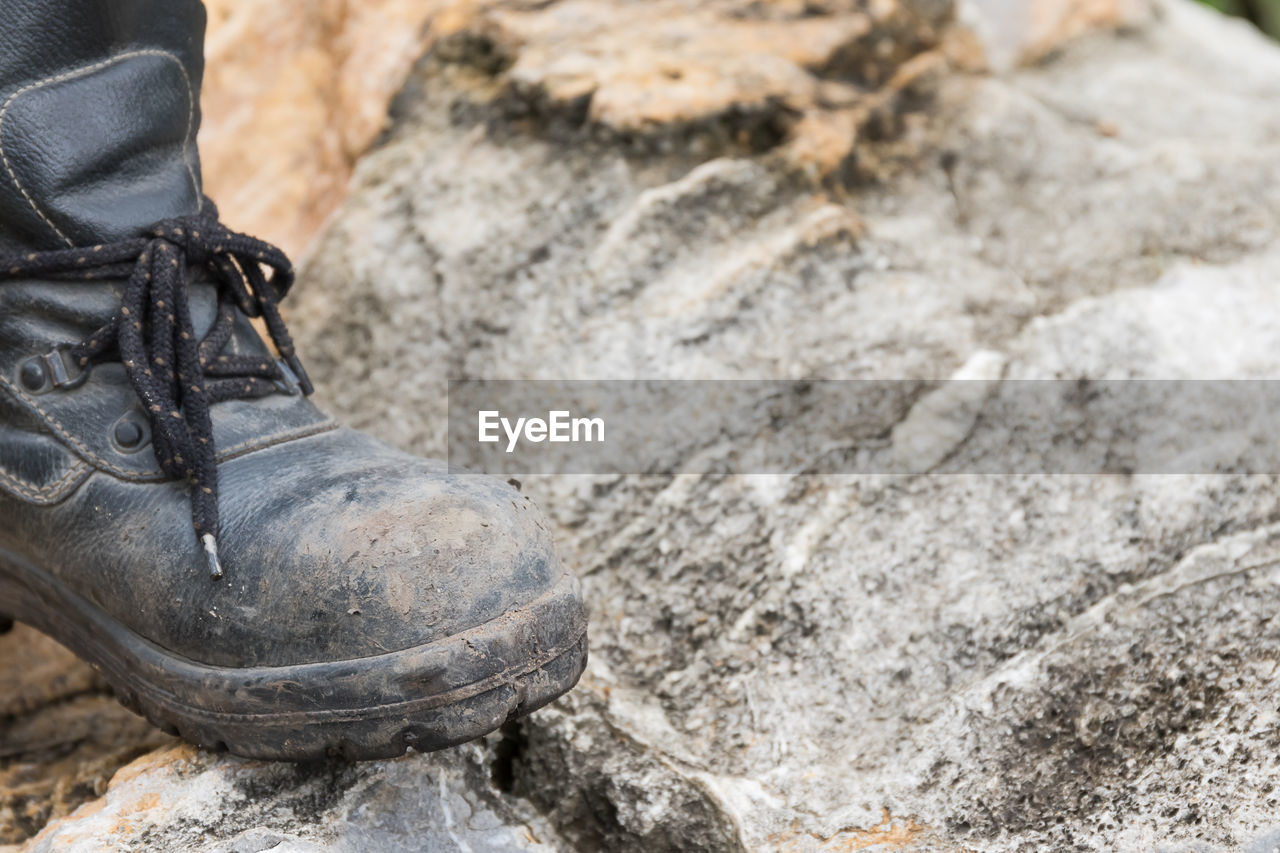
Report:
11,0,1280,851
23,744,567,852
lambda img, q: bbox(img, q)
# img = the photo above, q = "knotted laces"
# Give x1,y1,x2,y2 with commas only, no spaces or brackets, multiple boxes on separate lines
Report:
0,198,313,580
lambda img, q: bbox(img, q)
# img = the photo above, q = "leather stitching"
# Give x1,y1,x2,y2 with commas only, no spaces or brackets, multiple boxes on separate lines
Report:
0,458,89,504
0,372,135,475
0,49,201,248
0,372,337,481
217,420,340,464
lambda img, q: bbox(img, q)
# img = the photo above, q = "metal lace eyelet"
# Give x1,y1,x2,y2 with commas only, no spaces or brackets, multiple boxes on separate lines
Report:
20,348,90,393
273,357,302,395
110,411,151,454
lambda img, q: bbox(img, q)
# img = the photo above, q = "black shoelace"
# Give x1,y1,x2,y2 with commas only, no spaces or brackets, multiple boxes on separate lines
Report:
0,197,313,580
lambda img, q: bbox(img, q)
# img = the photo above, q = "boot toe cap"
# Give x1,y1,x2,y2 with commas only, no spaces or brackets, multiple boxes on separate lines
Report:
195,429,572,668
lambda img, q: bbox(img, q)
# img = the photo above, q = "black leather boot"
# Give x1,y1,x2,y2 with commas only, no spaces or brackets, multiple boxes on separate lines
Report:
0,0,586,760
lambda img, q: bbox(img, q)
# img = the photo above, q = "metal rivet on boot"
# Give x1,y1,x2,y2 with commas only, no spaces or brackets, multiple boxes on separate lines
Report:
111,412,150,453
18,357,47,391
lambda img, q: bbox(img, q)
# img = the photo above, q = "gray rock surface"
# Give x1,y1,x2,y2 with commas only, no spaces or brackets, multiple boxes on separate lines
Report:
23,744,568,852
21,0,1280,850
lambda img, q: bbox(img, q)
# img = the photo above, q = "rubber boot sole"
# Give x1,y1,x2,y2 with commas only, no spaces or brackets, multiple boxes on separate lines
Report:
0,547,587,761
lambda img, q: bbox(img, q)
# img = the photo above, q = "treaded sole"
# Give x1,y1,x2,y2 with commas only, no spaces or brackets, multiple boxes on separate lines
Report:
0,548,588,762
118,632,588,761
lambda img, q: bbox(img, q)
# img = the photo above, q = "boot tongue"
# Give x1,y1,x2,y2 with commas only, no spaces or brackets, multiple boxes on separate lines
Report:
0,50,202,253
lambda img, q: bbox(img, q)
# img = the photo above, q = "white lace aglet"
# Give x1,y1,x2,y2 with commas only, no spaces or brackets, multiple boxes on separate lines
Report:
202,533,224,580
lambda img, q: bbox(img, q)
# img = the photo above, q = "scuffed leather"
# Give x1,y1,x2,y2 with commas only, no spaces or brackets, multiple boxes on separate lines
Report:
0,428,561,667
0,0,570,670
0,392,90,504
0,0,205,252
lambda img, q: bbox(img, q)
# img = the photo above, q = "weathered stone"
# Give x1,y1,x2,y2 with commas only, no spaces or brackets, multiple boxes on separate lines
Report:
196,0,954,255
0,628,172,847
464,0,951,180
11,0,1280,850
23,743,568,852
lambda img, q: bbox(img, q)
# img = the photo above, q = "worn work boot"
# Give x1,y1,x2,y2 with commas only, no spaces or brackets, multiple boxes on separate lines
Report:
0,0,586,760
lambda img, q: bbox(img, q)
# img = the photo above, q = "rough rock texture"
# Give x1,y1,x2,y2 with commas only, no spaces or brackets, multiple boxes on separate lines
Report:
9,0,1280,850
20,744,572,853
436,0,956,183
0,628,172,846
198,0,958,255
